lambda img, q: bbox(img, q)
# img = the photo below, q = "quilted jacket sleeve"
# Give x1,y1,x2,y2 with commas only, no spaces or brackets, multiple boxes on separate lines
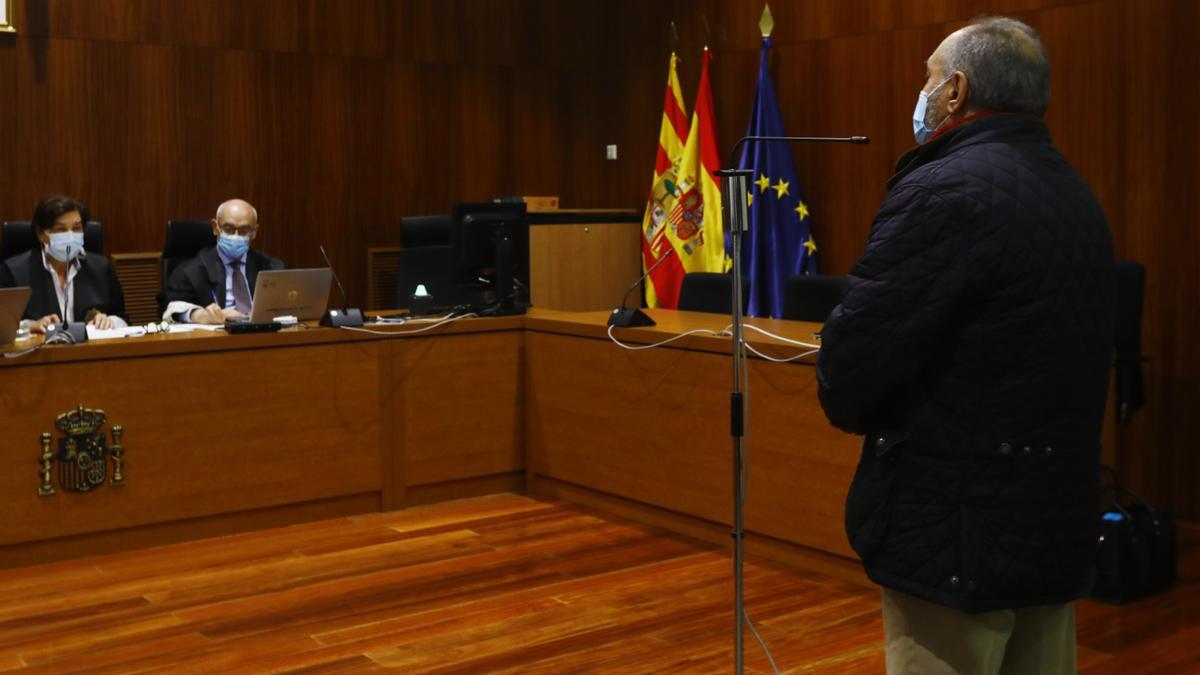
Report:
816,184,972,435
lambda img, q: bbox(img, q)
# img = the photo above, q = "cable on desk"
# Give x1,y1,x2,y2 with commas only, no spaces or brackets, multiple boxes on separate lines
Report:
339,313,476,336
742,341,821,363
741,323,821,349
606,324,731,350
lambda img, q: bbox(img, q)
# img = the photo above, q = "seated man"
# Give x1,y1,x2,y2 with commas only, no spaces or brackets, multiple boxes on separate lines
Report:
163,199,284,324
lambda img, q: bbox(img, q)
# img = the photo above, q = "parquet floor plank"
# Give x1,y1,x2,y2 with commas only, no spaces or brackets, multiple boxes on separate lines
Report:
0,494,1195,674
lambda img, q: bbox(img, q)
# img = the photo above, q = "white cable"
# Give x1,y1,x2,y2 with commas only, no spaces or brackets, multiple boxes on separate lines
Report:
606,324,731,350
742,341,821,363
745,612,782,674
742,323,821,349
339,313,476,336
3,344,42,359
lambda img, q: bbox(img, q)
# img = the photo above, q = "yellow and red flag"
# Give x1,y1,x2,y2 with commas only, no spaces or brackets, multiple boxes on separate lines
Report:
642,49,727,308
673,47,727,278
641,53,690,308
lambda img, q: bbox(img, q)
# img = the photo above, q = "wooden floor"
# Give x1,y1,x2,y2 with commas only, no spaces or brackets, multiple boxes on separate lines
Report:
1,494,1197,674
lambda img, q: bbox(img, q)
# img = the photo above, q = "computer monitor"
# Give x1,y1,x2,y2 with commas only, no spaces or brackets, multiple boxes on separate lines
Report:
450,201,529,314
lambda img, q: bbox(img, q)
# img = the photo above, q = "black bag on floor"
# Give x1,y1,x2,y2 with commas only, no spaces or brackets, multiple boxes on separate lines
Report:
1091,468,1176,604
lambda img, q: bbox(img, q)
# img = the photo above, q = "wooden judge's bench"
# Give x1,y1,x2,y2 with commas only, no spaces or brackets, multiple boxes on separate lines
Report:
0,308,863,581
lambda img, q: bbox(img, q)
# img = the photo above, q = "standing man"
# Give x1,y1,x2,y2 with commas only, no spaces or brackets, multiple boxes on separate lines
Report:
816,17,1114,675
163,198,285,323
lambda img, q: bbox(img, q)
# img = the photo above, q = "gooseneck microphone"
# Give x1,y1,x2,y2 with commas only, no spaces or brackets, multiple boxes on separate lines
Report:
726,134,869,168
607,246,677,328
319,244,351,310
49,245,89,343
317,244,364,328
62,245,71,330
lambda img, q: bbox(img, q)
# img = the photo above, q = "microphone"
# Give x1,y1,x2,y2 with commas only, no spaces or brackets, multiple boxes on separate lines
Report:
317,243,364,328
47,245,89,343
63,246,71,330
607,246,677,328
725,134,870,168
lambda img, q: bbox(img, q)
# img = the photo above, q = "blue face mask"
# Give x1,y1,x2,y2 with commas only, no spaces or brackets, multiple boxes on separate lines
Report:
217,232,250,260
45,231,85,263
912,74,956,145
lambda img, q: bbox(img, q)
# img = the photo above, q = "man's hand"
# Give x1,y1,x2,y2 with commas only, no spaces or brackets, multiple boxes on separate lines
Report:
189,304,245,325
29,314,62,334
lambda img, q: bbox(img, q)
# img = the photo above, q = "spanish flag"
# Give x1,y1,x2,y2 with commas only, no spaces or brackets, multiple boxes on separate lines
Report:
641,53,689,308
673,47,727,278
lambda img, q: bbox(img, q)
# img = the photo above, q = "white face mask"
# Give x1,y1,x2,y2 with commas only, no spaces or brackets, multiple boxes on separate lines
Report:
912,73,956,144
45,231,85,262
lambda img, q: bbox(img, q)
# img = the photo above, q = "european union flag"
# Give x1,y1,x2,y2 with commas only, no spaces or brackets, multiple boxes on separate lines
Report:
737,37,819,319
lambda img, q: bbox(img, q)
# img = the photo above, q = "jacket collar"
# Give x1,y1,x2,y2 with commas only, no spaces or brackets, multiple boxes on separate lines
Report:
887,113,1051,191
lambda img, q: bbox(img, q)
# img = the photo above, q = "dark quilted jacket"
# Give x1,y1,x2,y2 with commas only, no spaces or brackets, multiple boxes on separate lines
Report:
816,113,1115,613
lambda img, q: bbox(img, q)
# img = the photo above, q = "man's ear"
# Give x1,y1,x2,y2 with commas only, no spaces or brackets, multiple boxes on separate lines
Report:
948,71,969,115
211,218,220,237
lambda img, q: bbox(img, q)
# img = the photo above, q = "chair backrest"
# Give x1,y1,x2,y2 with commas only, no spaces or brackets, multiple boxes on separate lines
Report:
395,245,456,309
1113,259,1147,422
1,221,103,259
161,220,216,285
678,272,750,315
400,215,452,248
781,274,846,323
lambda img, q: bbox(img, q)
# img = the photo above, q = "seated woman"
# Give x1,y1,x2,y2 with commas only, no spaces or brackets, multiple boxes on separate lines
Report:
0,195,126,333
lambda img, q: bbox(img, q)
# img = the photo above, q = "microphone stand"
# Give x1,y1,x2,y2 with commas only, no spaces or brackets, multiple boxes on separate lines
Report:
714,133,867,675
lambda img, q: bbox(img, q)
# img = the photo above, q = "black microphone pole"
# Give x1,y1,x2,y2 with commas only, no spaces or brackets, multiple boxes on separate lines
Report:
716,133,869,675
318,244,365,328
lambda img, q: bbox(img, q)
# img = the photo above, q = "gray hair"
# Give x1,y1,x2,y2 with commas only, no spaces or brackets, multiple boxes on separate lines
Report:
943,17,1051,116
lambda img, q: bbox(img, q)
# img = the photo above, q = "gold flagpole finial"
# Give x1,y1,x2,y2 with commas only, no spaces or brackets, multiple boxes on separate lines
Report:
669,20,679,52
759,3,775,38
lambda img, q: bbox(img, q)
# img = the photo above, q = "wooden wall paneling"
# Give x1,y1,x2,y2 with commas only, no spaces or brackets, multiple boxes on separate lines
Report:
509,68,566,199
0,33,17,216
1156,0,1200,517
366,246,402,311
528,222,642,312
86,39,183,251
110,252,162,325
14,37,96,203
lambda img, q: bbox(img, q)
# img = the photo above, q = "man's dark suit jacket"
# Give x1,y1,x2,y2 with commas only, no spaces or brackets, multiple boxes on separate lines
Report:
0,249,127,322
163,246,285,315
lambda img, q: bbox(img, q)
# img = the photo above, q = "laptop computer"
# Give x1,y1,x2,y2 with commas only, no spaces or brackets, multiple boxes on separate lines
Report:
225,268,333,329
0,287,32,346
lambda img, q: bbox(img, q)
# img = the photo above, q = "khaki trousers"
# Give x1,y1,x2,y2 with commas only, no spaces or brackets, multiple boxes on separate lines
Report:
881,588,1076,675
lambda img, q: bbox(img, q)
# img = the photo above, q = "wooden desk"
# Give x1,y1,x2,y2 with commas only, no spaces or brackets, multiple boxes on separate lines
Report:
524,309,863,581
0,318,525,569
1,309,863,580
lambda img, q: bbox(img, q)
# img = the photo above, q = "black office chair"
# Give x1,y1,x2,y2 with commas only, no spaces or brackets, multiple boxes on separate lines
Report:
1,221,103,259
395,245,457,309
394,214,458,310
781,274,847,323
161,220,215,285
1114,259,1147,424
401,214,452,248
677,272,750,315
156,220,215,314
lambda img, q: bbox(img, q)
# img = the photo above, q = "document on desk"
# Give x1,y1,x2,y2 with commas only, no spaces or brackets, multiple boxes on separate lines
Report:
166,324,225,333
86,326,148,340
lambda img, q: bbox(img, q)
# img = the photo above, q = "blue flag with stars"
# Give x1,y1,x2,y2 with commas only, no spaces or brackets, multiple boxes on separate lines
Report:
738,37,819,319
